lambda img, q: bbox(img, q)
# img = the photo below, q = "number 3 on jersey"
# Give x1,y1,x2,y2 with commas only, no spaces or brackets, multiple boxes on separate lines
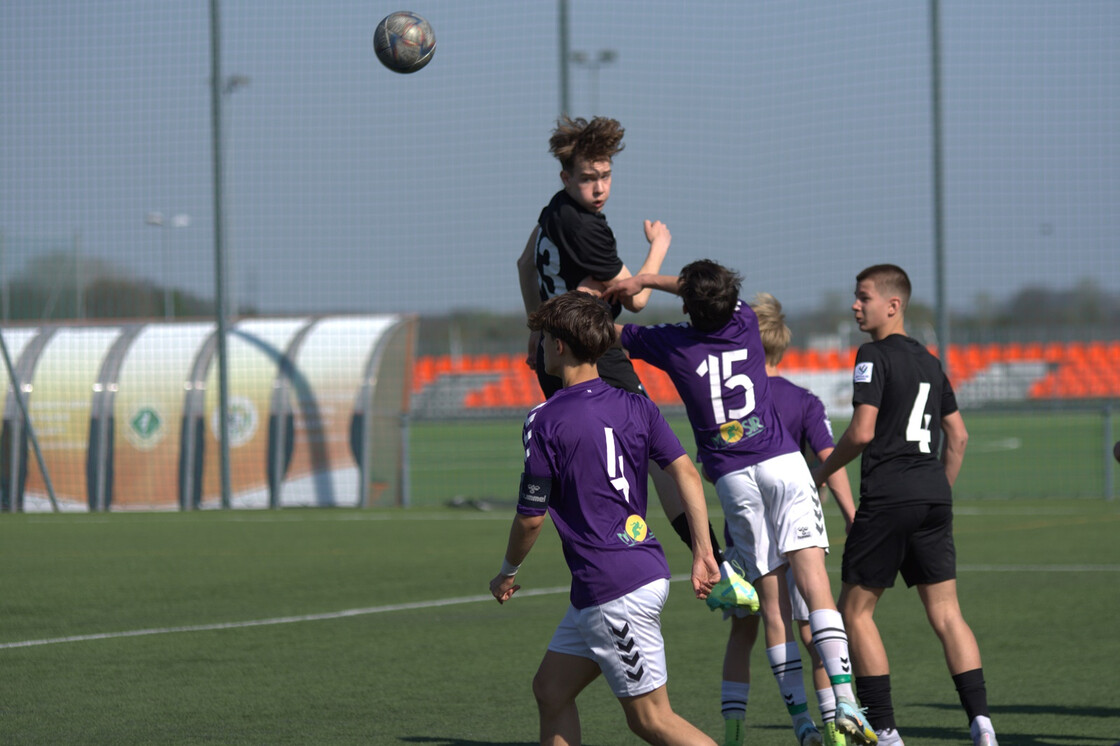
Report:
696,350,755,423
906,382,933,453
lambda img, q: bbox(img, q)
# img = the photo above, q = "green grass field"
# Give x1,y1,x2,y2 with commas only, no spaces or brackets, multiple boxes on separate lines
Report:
408,410,1120,507
2,499,1118,744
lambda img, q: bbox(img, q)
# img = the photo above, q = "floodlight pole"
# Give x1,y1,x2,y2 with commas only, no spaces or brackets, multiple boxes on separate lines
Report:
929,0,950,374
210,0,233,509
558,0,571,116
570,49,617,116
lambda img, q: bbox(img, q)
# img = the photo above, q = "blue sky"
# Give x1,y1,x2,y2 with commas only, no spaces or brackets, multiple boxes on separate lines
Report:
2,1,1117,318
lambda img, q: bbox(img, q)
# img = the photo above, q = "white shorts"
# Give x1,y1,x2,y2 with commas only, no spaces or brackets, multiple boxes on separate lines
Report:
716,451,829,582
547,578,669,698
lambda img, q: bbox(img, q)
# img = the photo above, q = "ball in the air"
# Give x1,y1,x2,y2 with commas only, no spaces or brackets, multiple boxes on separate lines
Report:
373,11,436,74
1114,440,1120,463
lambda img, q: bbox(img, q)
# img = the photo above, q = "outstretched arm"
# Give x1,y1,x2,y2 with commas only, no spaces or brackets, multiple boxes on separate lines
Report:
489,512,545,604
595,220,672,313
813,445,857,532
662,454,720,599
812,402,877,488
602,272,681,306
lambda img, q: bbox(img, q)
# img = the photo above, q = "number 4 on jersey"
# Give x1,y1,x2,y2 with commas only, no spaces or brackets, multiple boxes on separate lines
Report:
906,382,933,453
605,427,631,502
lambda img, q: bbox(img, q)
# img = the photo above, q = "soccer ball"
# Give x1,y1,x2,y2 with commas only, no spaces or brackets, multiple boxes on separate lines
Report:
373,11,436,74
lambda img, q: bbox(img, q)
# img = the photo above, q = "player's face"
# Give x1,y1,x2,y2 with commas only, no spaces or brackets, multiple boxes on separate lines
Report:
852,279,892,339
561,157,612,214
541,331,562,376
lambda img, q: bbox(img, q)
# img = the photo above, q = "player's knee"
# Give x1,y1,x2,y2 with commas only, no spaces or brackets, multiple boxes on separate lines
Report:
623,706,663,741
532,670,570,713
925,605,968,638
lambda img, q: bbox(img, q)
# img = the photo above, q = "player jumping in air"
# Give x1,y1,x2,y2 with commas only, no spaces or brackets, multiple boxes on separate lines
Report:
516,115,756,612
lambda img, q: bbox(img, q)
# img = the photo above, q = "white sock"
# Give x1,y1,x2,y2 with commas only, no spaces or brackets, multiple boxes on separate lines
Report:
721,680,750,719
808,608,856,701
876,727,905,746
970,715,996,741
816,686,837,722
767,642,810,724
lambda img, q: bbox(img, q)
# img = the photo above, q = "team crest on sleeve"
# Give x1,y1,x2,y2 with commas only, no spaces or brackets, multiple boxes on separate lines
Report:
617,514,649,546
854,362,874,384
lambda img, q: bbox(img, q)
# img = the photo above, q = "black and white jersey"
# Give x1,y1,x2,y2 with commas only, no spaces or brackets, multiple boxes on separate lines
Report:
851,334,958,507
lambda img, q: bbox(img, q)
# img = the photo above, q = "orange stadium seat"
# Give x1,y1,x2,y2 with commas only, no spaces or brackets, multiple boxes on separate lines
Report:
1043,342,1065,363
1003,342,1025,361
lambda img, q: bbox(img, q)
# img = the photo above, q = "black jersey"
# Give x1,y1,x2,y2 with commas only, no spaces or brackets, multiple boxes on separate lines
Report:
533,189,633,400
535,190,624,314
851,334,959,507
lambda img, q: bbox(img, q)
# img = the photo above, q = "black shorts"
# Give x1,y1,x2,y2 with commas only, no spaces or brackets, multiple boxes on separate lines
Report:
841,502,956,589
535,344,646,399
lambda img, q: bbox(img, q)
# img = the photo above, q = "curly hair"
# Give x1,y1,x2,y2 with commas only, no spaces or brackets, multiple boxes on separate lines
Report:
548,116,625,172
527,291,617,364
750,292,792,366
678,260,742,333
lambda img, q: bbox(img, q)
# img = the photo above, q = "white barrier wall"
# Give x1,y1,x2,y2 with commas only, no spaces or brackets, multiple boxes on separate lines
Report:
0,315,415,512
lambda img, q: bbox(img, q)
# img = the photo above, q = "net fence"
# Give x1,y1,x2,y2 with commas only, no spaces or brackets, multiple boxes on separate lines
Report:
2,1,1117,507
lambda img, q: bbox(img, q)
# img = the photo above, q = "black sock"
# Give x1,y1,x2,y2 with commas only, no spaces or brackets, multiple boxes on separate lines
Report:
670,514,725,564
855,674,895,732
952,668,989,723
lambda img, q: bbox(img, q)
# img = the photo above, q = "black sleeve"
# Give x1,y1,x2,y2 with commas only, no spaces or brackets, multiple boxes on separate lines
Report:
852,343,885,408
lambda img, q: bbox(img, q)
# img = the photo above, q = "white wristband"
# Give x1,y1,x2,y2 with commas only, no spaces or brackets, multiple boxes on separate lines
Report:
500,558,521,577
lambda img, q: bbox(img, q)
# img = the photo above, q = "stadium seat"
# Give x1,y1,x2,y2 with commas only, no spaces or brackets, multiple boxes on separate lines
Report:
1043,342,1065,363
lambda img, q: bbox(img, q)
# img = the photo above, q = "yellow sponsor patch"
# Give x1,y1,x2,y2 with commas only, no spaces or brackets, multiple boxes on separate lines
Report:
624,514,648,543
720,420,744,444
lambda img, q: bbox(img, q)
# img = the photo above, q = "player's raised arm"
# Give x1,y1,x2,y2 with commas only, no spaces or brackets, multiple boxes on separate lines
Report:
593,220,672,313
602,272,681,306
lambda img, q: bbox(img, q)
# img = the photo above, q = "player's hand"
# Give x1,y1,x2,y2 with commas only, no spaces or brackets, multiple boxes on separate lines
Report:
690,551,720,600
602,275,645,304
644,219,670,246
490,573,520,604
525,330,540,370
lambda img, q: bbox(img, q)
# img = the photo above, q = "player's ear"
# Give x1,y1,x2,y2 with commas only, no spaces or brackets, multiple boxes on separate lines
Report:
559,169,570,187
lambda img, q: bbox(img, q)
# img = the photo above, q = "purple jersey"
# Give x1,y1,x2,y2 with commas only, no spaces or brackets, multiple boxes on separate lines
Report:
769,376,836,458
621,301,798,481
518,378,684,609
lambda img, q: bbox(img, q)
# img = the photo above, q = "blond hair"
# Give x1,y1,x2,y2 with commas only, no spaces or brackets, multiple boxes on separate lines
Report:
750,292,792,366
